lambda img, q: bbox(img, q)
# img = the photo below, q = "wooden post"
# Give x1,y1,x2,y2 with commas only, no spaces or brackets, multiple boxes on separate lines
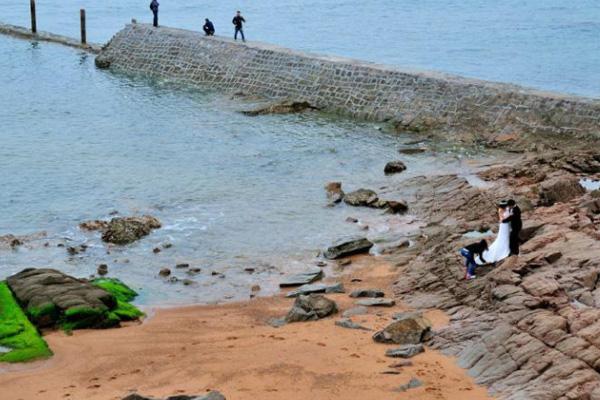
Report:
30,0,37,33
80,9,86,44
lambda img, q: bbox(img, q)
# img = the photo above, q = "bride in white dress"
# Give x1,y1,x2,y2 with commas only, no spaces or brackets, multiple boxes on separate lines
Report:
476,205,512,265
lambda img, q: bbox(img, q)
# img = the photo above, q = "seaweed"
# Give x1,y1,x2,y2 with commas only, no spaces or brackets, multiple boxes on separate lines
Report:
91,278,144,321
0,281,52,363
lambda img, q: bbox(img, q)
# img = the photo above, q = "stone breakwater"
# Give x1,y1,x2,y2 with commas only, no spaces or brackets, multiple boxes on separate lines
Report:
96,23,600,138
0,23,101,53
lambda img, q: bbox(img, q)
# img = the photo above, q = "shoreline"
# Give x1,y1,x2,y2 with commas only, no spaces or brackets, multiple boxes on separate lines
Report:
0,255,494,400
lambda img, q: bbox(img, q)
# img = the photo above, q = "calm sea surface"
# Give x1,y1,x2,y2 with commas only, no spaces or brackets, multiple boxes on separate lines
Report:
3,0,600,96
1,1,597,305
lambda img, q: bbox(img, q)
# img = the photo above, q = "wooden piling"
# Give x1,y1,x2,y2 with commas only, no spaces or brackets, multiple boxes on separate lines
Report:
80,9,86,44
30,0,37,33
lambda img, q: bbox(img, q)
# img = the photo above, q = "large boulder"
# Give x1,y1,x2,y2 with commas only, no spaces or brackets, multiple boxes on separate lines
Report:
538,177,585,206
285,294,337,322
323,236,373,259
343,189,379,207
101,215,161,244
373,314,432,344
6,268,118,329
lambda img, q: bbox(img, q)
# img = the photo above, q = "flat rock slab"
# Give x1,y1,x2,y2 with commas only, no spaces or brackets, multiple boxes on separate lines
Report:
324,236,374,259
6,268,116,328
285,282,344,297
123,391,226,400
285,294,337,323
279,267,323,287
357,298,396,307
350,288,385,298
386,344,425,358
342,306,369,318
335,318,370,331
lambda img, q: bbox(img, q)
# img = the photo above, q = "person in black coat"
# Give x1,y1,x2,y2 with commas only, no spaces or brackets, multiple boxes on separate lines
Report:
232,11,246,41
203,18,215,36
150,0,159,27
460,239,488,280
503,199,522,255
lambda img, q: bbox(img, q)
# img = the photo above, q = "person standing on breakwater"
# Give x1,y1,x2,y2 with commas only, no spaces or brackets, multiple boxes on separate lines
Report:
232,11,246,42
150,0,159,27
203,18,215,36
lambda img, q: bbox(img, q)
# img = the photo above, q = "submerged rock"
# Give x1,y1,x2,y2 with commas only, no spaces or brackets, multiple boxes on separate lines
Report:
323,236,373,259
79,219,109,231
241,100,319,116
279,267,323,287
372,315,432,344
285,294,337,322
101,215,161,245
344,189,379,207
384,161,407,175
324,181,345,205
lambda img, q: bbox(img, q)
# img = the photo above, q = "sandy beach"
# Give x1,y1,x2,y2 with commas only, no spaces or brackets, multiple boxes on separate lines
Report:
0,257,492,400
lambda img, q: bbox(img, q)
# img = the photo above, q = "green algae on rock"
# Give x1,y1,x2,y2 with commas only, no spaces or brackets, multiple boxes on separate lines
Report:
91,278,144,321
0,281,52,363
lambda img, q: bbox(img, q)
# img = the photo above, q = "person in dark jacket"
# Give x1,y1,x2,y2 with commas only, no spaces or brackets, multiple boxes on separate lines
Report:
460,239,488,280
150,0,159,27
232,11,246,41
503,199,522,255
203,18,215,36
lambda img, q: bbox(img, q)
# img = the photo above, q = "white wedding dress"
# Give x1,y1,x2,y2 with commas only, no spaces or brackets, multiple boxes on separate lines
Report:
476,209,512,265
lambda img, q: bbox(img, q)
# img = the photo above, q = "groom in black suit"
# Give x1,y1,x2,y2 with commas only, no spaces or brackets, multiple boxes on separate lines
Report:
502,199,522,255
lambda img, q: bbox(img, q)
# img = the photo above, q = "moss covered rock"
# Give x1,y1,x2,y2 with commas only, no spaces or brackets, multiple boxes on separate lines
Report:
0,281,52,363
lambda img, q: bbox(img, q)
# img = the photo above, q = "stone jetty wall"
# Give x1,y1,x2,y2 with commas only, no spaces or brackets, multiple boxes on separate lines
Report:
97,23,600,137
0,23,101,53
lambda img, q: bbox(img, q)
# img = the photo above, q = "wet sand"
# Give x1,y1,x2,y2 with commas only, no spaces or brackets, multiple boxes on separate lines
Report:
0,257,493,400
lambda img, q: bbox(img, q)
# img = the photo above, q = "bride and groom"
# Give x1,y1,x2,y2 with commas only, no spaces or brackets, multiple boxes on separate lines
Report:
460,199,522,280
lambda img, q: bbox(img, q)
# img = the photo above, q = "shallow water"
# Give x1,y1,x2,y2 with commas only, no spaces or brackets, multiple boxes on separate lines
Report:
0,36,512,305
3,0,600,97
580,178,600,191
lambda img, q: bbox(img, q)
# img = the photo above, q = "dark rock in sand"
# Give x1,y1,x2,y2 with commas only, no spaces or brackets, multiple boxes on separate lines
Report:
101,215,161,245
323,236,373,259
251,284,261,292
285,282,344,297
175,263,190,269
122,391,226,400
97,264,108,276
285,294,337,323
385,344,425,358
279,267,323,287
6,268,119,329
538,176,585,206
324,181,345,205
373,315,432,344
394,377,423,392
335,318,371,330
159,268,171,277
384,161,407,175
187,268,201,275
242,100,319,116
357,298,396,307
350,289,385,298
343,188,379,207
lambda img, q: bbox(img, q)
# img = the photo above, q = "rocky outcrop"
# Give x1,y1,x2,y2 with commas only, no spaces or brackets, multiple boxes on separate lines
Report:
538,176,585,206
285,294,337,322
344,189,379,207
372,315,431,344
323,236,373,259
384,161,407,175
6,269,141,330
100,215,161,244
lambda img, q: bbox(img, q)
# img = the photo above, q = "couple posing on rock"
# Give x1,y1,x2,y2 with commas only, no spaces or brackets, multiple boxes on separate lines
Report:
460,199,522,280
